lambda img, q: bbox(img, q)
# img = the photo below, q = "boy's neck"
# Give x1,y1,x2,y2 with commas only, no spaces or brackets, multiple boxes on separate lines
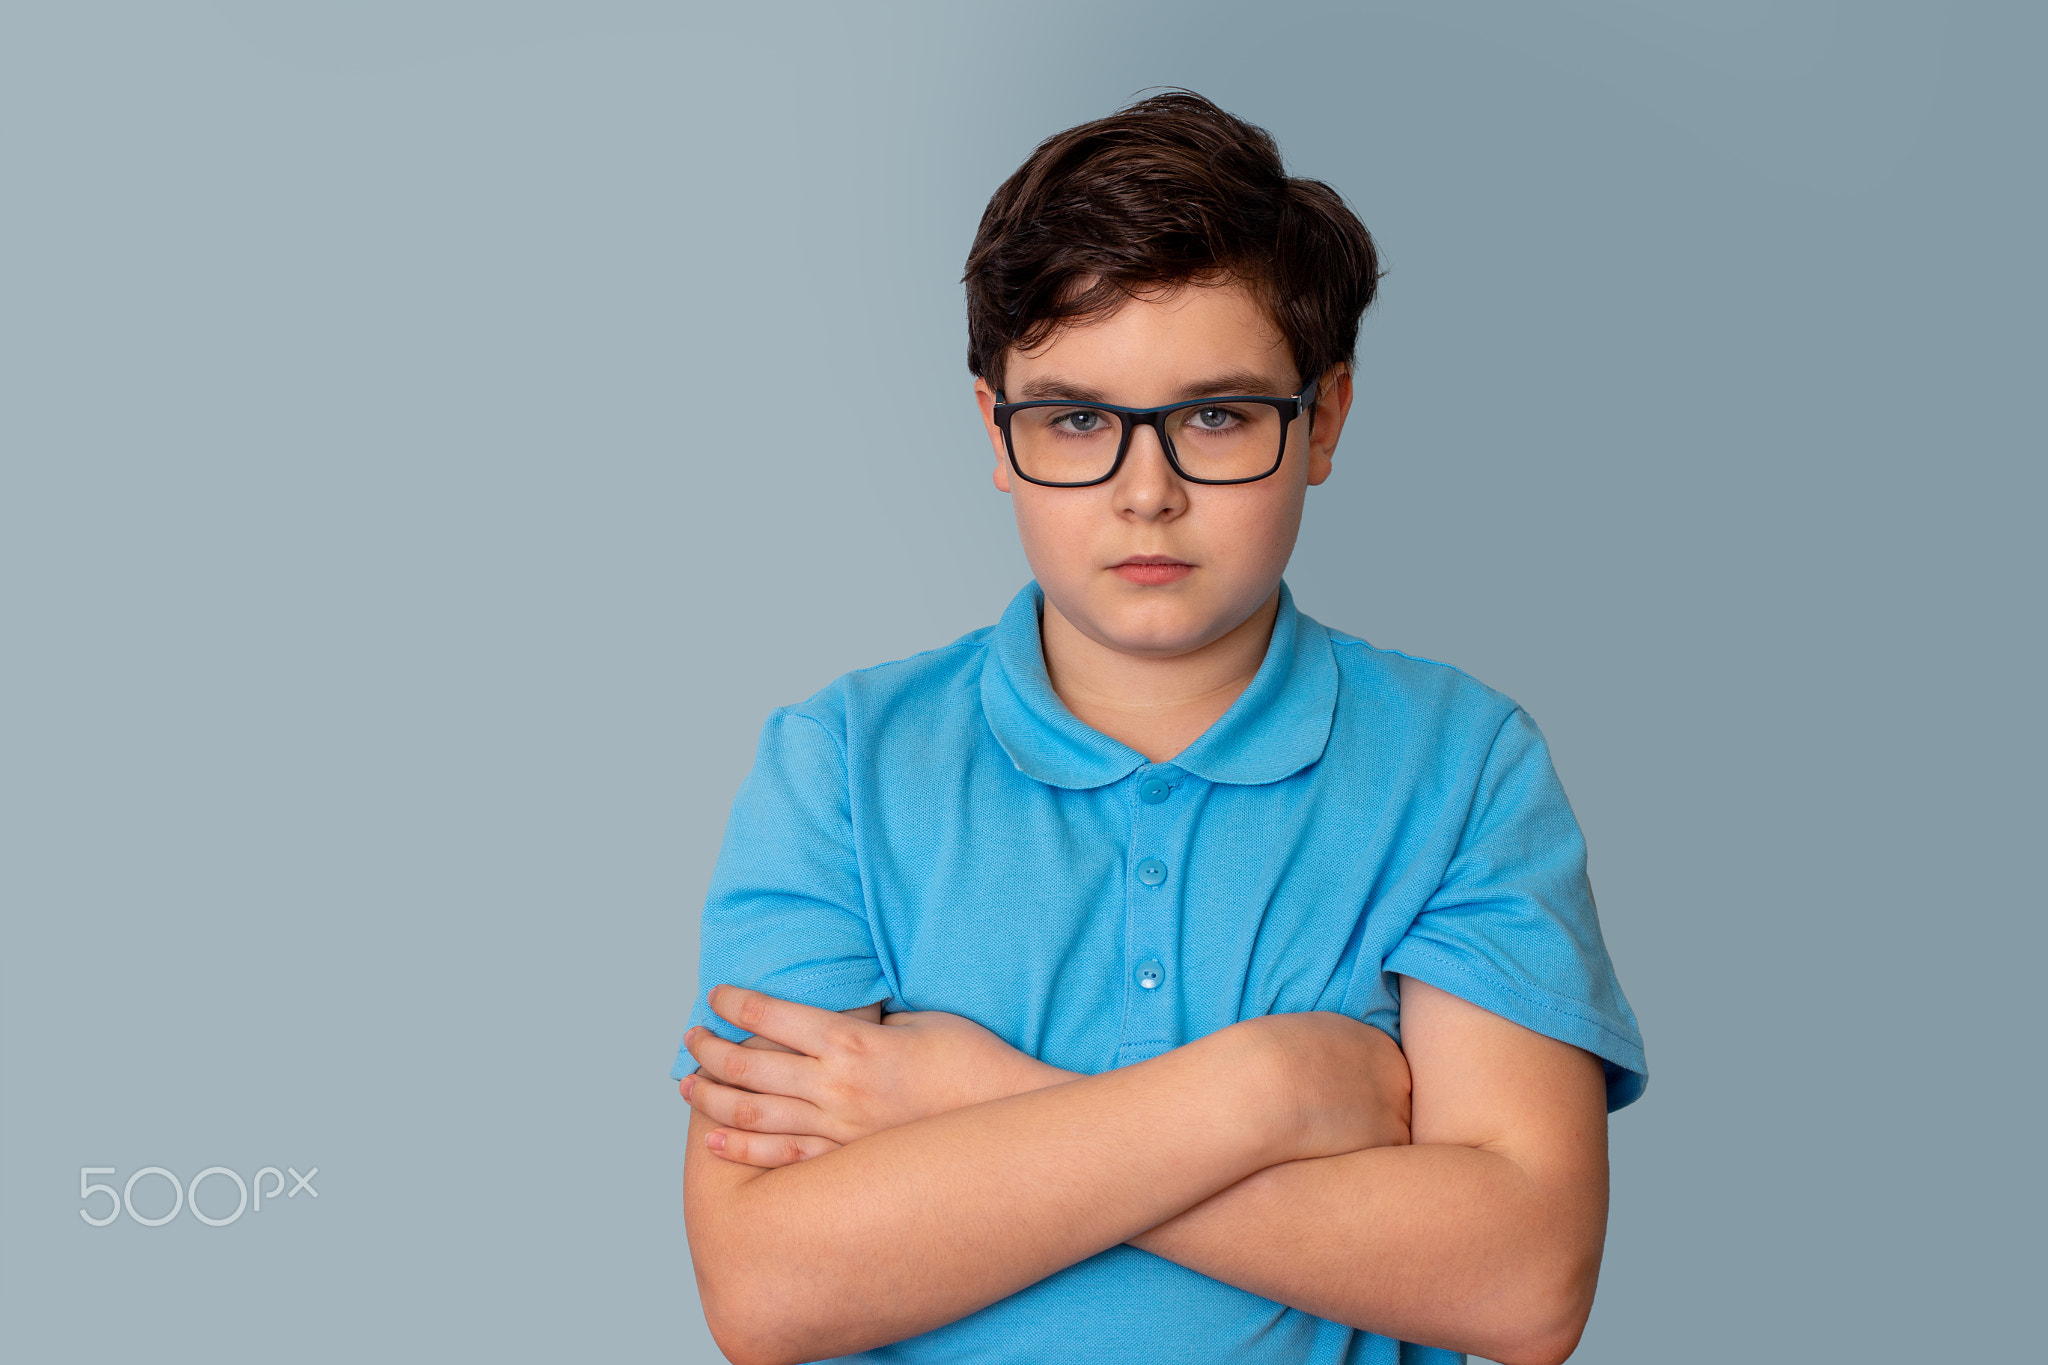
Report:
1039,590,1281,765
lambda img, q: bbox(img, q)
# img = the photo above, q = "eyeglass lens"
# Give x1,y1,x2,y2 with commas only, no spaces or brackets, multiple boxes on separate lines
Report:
1008,401,1286,484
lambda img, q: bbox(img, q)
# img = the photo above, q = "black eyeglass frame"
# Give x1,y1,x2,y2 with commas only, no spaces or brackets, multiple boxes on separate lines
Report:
991,379,1318,488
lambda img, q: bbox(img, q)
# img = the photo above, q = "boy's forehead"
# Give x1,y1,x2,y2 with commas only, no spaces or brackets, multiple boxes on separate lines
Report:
1005,280,1299,403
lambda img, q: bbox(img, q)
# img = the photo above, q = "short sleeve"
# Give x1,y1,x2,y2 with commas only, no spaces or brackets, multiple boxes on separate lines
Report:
1383,708,1647,1110
669,708,891,1078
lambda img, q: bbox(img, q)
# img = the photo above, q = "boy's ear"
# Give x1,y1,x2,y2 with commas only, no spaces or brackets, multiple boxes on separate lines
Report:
974,377,1013,493
1305,365,1355,487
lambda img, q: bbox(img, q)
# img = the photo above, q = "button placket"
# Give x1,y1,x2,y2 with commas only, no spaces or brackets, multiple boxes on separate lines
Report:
1121,765,1185,1056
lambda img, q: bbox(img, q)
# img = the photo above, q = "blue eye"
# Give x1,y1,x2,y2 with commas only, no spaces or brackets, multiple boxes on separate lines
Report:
1046,408,1115,436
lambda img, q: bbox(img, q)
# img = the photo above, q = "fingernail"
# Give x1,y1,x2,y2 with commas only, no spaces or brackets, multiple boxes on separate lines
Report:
680,1076,696,1100
706,1131,726,1153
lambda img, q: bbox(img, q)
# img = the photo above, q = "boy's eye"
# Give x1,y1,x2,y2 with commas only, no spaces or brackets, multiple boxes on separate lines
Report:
1188,406,1239,431
1053,409,1110,434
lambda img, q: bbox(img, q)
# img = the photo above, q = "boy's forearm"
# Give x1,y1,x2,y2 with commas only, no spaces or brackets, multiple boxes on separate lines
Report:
686,1025,1291,1365
1128,1142,1605,1365
1128,985,1611,1365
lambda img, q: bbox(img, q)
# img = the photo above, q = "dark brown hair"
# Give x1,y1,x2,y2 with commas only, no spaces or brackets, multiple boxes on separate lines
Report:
964,91,1380,390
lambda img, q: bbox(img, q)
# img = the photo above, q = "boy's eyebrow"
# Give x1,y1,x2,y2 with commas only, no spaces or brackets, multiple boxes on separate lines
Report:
1009,371,1296,404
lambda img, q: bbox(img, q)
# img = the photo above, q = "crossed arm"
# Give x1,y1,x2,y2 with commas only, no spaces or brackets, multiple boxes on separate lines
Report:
680,979,1608,1365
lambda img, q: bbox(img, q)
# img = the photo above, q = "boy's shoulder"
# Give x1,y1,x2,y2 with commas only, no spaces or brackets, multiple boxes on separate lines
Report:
1314,617,1522,732
769,624,998,745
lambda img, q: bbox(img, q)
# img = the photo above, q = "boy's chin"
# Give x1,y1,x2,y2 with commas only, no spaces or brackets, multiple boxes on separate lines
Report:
1069,599,1255,661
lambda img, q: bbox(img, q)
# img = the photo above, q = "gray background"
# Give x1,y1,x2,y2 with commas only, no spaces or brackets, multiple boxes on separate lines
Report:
3,2,2041,1361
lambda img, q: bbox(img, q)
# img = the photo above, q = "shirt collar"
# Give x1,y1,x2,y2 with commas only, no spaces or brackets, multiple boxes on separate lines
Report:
980,580,1339,790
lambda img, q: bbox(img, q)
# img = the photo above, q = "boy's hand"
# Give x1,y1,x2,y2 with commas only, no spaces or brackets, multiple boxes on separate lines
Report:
680,985,1075,1167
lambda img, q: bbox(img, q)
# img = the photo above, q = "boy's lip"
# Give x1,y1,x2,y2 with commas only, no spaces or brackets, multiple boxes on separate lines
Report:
1111,554,1193,584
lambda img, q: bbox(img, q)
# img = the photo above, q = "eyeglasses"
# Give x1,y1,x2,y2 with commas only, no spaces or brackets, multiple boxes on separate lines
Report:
992,379,1317,487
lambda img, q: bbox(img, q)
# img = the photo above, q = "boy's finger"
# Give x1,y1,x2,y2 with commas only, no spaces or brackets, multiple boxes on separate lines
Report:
685,1027,813,1100
686,1073,834,1140
706,984,854,1056
705,1127,839,1169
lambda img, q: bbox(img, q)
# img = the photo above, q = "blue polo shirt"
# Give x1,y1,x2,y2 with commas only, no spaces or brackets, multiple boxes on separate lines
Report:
675,581,1645,1365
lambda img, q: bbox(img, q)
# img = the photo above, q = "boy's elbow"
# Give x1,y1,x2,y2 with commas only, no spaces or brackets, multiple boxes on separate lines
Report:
701,1322,775,1365
702,1324,792,1365
698,1280,814,1365
695,1268,757,1365
1484,1247,1600,1365
689,1156,843,1365
696,1260,806,1365
1491,1321,1588,1365
698,1246,862,1365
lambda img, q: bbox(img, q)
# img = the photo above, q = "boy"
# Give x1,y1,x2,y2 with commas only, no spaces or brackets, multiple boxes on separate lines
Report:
671,92,1644,1365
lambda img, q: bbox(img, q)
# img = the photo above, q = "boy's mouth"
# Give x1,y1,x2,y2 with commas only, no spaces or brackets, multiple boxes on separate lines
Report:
1111,555,1193,585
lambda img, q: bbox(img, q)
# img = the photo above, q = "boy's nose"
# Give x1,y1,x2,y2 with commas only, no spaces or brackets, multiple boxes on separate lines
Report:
1112,424,1187,520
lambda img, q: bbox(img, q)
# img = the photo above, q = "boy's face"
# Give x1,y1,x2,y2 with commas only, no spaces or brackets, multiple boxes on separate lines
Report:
975,280,1353,662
